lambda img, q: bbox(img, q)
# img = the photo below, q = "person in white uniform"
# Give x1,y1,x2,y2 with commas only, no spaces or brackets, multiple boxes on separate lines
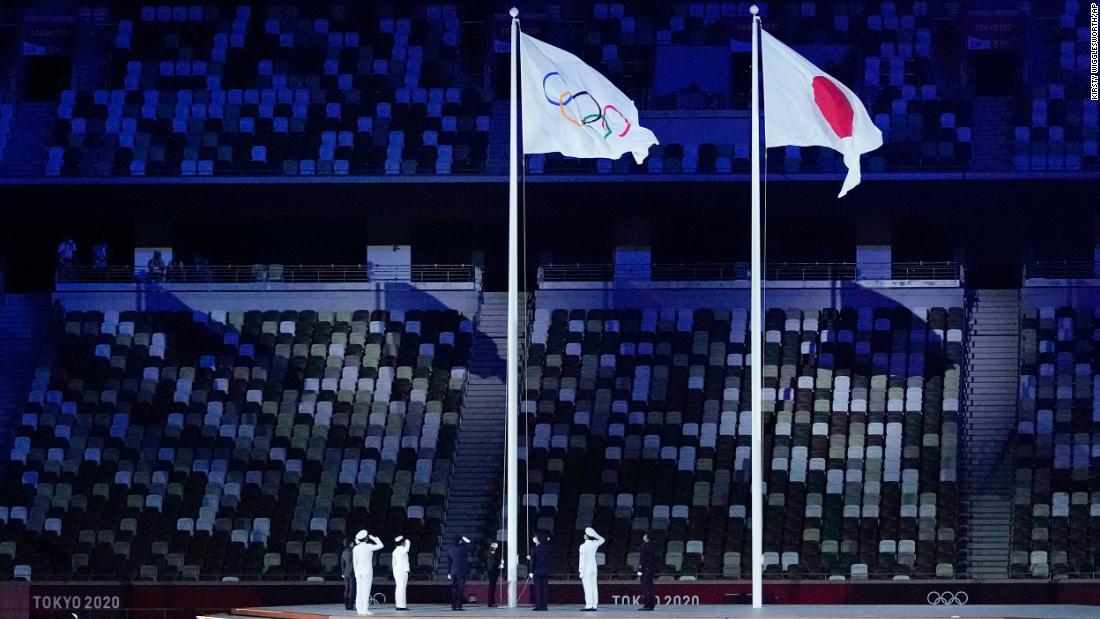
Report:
353,529,384,615
391,535,411,611
578,527,605,611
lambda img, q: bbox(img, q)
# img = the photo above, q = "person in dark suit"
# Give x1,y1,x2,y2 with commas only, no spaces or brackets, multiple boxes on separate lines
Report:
637,532,660,611
340,537,357,610
485,541,503,607
528,533,553,611
448,536,470,610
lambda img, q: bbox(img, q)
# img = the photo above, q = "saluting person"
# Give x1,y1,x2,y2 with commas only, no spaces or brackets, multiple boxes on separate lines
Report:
578,527,605,611
636,532,661,611
392,536,411,611
340,536,357,610
448,536,471,611
352,530,385,616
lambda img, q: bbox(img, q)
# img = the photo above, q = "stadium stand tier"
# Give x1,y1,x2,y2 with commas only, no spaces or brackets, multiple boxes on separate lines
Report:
0,307,473,580
507,304,963,580
0,1,1090,177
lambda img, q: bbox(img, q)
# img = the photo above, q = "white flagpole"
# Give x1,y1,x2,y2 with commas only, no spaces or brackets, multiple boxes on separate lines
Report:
749,4,764,610
506,5,520,610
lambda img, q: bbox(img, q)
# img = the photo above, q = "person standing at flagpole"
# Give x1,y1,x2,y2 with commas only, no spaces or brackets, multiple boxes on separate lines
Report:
636,532,660,611
485,541,503,608
527,533,553,611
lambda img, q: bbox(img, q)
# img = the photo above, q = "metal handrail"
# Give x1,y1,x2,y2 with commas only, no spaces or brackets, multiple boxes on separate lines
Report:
55,264,476,284
1023,260,1097,280
540,262,962,283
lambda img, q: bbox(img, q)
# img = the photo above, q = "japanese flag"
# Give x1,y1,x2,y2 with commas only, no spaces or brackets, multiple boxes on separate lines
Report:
762,29,883,197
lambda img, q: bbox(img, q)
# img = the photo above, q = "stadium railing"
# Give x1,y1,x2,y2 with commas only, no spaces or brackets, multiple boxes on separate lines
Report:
55,263,477,284
1023,261,1098,280
539,262,963,283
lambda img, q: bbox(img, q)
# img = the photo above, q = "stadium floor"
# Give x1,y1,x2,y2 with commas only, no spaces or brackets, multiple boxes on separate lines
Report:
204,603,1100,619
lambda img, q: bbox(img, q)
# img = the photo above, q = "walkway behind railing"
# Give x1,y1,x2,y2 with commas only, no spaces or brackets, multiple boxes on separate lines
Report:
55,264,477,284
540,261,963,283
1023,261,1097,280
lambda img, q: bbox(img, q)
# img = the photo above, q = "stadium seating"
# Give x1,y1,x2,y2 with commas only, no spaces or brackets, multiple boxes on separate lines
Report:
1013,306,1100,578
5,1,1097,177
1011,2,1099,172
512,305,963,579
0,99,12,166
0,308,472,580
48,4,493,176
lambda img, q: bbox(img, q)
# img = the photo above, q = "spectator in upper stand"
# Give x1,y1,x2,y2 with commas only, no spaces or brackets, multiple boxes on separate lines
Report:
147,251,165,282
57,237,76,266
194,254,213,282
92,243,108,268
167,256,185,282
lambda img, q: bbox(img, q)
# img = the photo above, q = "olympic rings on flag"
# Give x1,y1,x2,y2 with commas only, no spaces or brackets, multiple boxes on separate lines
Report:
926,591,968,606
541,71,633,140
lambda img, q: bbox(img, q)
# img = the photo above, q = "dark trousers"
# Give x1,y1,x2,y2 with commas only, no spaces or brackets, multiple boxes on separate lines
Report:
487,571,499,606
640,571,655,609
451,577,466,609
343,575,356,609
532,575,550,610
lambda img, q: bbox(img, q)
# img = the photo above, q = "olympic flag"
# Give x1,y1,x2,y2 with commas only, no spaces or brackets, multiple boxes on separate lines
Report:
761,29,882,197
520,32,658,164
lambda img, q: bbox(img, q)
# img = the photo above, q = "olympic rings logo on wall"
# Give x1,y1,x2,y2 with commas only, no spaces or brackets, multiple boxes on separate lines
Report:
926,591,968,606
541,71,632,140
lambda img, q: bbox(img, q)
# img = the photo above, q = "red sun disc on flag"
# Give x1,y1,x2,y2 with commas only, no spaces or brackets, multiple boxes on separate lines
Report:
812,76,854,139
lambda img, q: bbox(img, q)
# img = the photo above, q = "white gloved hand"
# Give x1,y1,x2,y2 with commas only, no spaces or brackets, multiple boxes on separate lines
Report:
447,575,452,580
636,572,642,576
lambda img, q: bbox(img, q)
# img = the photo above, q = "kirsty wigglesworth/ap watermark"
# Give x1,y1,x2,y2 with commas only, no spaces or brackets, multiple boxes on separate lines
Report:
1092,3,1099,100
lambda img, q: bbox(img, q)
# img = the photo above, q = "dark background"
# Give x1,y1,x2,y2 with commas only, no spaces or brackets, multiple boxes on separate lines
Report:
0,176,1092,291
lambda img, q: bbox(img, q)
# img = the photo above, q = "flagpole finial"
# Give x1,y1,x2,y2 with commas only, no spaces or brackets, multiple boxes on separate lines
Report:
749,4,759,15
509,7,519,18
